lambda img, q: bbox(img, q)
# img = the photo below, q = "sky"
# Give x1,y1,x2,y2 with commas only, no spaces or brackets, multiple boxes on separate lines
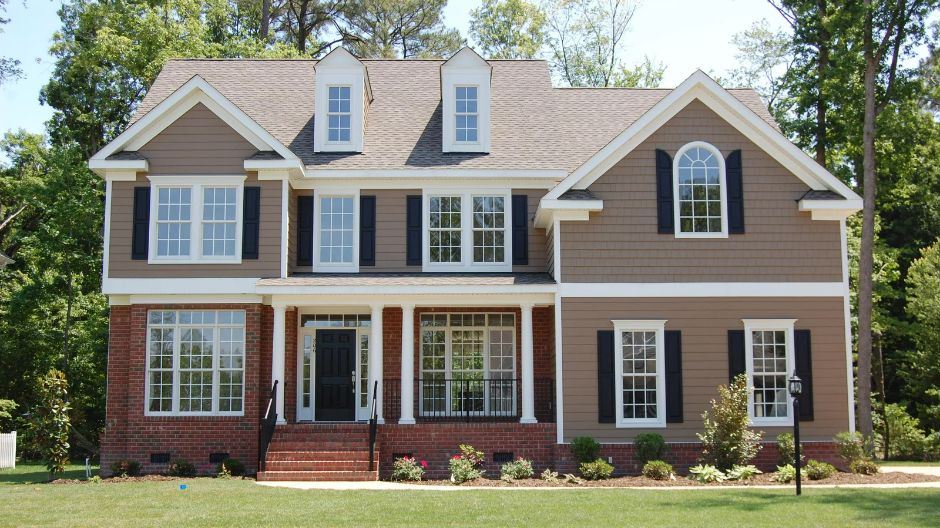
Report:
0,0,786,141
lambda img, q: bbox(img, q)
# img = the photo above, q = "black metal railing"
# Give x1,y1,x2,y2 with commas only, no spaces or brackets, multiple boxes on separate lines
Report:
368,380,378,472
383,378,556,422
258,380,278,472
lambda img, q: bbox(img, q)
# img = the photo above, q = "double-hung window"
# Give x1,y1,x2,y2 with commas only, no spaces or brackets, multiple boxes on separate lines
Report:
424,191,510,271
149,176,244,263
455,86,478,143
146,310,246,416
314,193,358,271
743,319,795,426
673,141,728,238
327,86,351,143
613,320,667,427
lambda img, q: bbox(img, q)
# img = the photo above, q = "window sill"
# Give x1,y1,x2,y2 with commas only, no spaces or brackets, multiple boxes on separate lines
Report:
143,412,245,418
147,257,243,265
673,232,729,239
750,417,794,427
615,420,667,429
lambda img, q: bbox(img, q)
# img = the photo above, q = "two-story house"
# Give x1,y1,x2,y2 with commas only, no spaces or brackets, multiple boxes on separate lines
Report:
89,47,861,480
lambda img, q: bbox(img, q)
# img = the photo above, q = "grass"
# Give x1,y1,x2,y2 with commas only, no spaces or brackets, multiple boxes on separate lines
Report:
1,464,939,528
876,460,940,467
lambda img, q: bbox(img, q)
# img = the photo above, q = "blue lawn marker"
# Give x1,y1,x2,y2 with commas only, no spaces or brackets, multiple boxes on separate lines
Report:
180,484,188,491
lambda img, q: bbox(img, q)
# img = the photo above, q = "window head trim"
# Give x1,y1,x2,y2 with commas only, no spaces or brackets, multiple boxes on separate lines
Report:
742,318,796,427
312,188,360,273
612,319,667,428
421,188,512,272
147,175,246,265
672,141,729,239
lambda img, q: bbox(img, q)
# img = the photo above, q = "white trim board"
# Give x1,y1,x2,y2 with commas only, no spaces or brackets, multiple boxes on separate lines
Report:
267,292,555,307
102,277,260,295
545,70,861,205
558,282,845,298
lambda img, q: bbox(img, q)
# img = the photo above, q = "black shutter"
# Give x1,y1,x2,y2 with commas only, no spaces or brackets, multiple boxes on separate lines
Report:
131,187,150,260
296,196,314,266
511,194,529,265
241,186,261,260
795,329,815,421
665,330,683,423
359,195,376,266
726,150,745,234
728,330,746,383
406,195,422,266
656,149,674,233
597,330,615,424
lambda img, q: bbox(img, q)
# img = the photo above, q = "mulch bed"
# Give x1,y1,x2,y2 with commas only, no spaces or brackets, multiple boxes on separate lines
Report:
406,471,940,487
49,475,251,485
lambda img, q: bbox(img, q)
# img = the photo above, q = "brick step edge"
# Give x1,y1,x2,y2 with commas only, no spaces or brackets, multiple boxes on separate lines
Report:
264,461,373,471
256,470,379,482
266,450,376,461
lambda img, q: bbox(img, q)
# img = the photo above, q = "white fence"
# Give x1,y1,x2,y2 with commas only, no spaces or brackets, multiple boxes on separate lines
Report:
0,431,15,468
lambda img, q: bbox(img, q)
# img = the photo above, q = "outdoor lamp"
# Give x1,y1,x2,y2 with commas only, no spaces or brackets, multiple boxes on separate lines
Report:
788,375,803,397
789,373,803,496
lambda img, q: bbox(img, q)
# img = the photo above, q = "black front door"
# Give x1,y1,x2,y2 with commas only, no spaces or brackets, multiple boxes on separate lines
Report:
315,330,357,421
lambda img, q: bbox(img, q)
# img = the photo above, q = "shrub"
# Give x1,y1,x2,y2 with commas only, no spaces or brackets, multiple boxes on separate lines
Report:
217,458,245,477
688,464,726,483
726,464,762,481
167,458,197,477
0,399,17,432
698,374,762,470
803,459,837,480
633,433,667,466
570,436,601,463
579,458,614,480
563,473,584,485
500,457,534,480
874,403,927,460
30,369,71,478
449,444,485,484
925,431,940,462
540,469,560,483
834,431,866,464
391,456,426,482
776,432,802,467
772,464,807,483
110,460,141,477
641,460,674,480
850,459,879,475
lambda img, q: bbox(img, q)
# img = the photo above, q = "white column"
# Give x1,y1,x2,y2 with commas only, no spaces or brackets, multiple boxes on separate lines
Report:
399,304,416,424
370,304,384,423
520,302,537,424
272,304,287,424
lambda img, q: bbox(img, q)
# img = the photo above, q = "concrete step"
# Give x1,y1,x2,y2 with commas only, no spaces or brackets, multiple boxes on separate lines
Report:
256,470,379,482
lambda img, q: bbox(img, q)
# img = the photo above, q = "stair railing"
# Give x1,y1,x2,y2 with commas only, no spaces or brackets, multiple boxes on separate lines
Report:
258,380,278,472
368,379,378,472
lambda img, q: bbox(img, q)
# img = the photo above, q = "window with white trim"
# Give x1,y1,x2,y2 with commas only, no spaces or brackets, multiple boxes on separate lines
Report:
149,176,244,263
424,191,511,271
327,86,351,143
743,319,795,426
674,142,727,237
613,320,666,427
455,86,479,143
317,195,355,265
146,310,246,416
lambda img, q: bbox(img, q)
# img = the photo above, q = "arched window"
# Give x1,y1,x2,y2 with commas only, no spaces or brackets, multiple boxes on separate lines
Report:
674,142,727,237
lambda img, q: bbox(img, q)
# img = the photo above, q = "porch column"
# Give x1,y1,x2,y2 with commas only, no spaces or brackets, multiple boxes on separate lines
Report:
520,302,537,424
399,303,416,424
370,304,384,423
272,304,287,424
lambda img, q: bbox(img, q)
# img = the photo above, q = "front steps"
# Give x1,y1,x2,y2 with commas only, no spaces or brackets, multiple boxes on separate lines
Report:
256,423,379,482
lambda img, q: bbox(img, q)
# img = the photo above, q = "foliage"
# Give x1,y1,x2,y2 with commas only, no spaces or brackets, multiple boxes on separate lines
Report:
834,431,867,465
698,375,763,470
725,465,762,481
562,473,584,485
850,459,880,475
904,238,940,431
30,369,71,478
578,458,614,480
218,458,244,477
0,399,16,431
632,433,666,466
873,403,927,460
611,56,665,88
688,464,726,484
342,0,463,58
469,0,546,59
641,460,673,481
390,456,426,482
0,0,21,85
109,460,141,478
540,468,560,483
167,459,197,478
500,457,534,480
925,432,940,462
777,432,803,467
570,436,600,463
804,460,837,480
727,19,795,118
771,464,806,483
449,445,485,484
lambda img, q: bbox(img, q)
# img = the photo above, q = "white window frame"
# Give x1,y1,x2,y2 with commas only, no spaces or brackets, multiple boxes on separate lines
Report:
312,188,359,273
612,320,667,428
743,318,796,427
147,175,245,264
454,85,480,145
144,310,246,417
313,60,365,153
325,85,352,145
422,189,512,272
673,141,729,239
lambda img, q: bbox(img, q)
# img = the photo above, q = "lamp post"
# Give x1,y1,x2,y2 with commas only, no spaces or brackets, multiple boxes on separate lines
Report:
788,373,803,496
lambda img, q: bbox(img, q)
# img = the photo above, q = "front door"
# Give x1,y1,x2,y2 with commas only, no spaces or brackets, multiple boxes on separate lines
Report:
315,330,357,421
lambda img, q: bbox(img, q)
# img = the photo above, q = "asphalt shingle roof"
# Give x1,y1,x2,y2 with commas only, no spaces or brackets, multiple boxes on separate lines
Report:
257,272,556,287
132,58,778,175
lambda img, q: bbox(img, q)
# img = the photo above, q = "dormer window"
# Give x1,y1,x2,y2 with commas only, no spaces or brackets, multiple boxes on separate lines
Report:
455,86,479,143
314,47,371,153
327,86,352,143
441,48,491,153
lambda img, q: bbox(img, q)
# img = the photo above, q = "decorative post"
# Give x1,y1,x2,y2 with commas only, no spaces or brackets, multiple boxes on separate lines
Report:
370,304,384,423
400,304,416,424
520,302,537,424
272,304,287,424
789,373,803,496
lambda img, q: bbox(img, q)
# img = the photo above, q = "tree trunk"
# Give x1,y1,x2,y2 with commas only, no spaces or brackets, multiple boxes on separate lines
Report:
261,0,271,40
815,0,829,166
857,0,877,450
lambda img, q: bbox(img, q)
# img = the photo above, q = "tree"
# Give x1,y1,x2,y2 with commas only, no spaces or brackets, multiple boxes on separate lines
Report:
275,0,347,55
31,370,71,479
544,0,636,86
0,0,22,85
469,0,546,59
611,55,664,88
904,238,940,430
341,0,463,58
727,19,795,118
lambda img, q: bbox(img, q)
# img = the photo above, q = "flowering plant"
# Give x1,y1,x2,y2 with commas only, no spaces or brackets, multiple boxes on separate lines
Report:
390,456,425,481
500,457,535,480
449,444,485,484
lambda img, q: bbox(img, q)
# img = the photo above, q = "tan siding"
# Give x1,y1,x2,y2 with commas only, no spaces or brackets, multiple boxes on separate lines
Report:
561,297,849,442
512,189,549,273
561,100,842,283
138,103,257,175
109,172,281,278
289,188,313,274
369,189,419,272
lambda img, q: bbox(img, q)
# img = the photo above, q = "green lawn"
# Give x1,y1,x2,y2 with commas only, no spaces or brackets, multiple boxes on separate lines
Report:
2,464,939,528
876,460,940,467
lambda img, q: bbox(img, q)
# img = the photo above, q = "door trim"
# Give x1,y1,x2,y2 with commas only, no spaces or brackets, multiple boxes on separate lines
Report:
297,326,369,423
